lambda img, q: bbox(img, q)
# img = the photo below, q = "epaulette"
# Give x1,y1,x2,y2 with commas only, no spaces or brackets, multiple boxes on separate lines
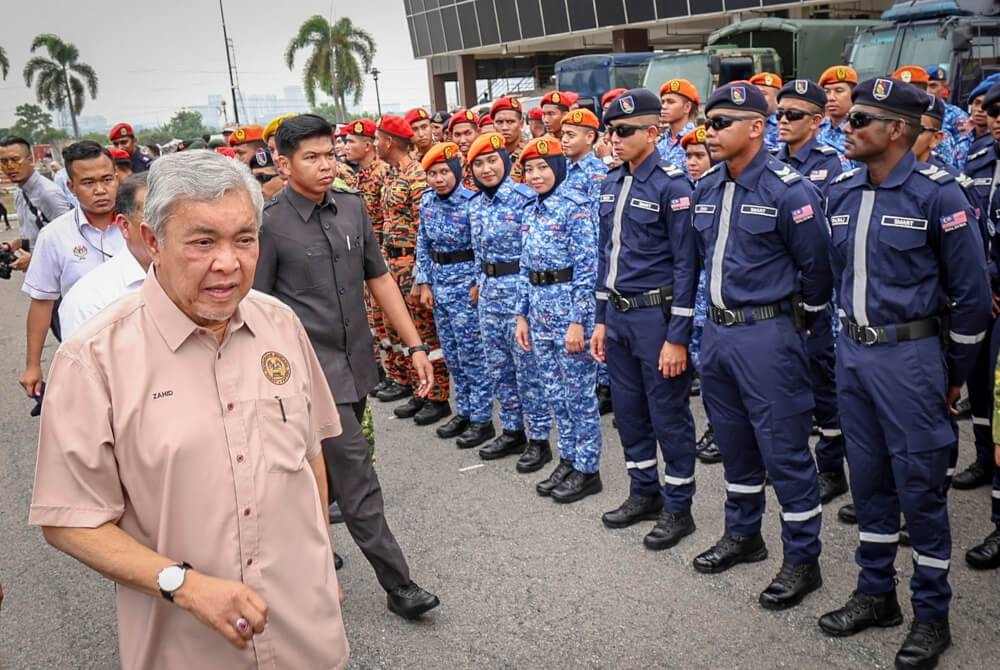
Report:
816,144,838,155
659,164,686,179
916,163,955,184
966,147,991,162
263,198,280,211
956,173,974,189
330,178,359,194
831,167,860,184
458,186,477,200
559,187,589,206
766,145,781,155
701,163,722,179
513,182,536,199
767,160,802,184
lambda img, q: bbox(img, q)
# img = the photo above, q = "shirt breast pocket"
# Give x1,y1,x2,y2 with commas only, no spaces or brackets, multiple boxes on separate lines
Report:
629,205,665,243
878,224,926,251
256,393,311,473
301,244,334,291
737,212,777,235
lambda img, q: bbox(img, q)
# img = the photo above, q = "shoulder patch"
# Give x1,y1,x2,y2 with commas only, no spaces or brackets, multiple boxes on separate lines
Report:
701,163,722,179
817,144,838,155
767,161,802,184
831,167,860,184
659,164,686,179
967,147,991,162
916,163,955,184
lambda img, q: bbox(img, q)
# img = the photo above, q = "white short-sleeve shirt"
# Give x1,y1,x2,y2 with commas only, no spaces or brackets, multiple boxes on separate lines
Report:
59,248,146,340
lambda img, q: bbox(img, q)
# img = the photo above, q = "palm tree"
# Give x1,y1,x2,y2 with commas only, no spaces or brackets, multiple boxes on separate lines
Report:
285,15,376,116
0,45,9,80
23,34,98,138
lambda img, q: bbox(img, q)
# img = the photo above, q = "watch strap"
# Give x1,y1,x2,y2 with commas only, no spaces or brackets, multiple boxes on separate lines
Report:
405,343,429,357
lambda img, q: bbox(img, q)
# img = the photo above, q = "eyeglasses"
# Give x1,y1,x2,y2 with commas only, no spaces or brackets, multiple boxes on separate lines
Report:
918,124,941,134
703,115,759,131
255,173,279,184
607,123,653,138
0,155,29,168
846,111,909,129
986,105,1000,118
775,108,812,122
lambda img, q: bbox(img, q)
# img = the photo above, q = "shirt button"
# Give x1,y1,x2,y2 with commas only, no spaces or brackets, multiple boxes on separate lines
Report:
246,558,254,566
243,507,251,516
236,454,244,463
217,353,222,360
323,224,330,230
334,255,340,262
227,402,234,411
339,288,345,295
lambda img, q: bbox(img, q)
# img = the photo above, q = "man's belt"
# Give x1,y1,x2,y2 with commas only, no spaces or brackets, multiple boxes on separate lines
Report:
482,261,520,277
708,301,788,326
528,267,573,286
607,288,670,312
432,249,475,265
842,317,940,346
385,246,415,259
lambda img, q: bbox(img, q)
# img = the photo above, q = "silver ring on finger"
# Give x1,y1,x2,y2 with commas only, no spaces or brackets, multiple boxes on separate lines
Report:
235,617,250,634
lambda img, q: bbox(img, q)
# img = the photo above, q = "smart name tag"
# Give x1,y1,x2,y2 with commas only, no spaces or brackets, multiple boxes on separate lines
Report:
880,215,928,231
694,204,716,215
630,198,660,212
740,204,778,217
830,215,850,226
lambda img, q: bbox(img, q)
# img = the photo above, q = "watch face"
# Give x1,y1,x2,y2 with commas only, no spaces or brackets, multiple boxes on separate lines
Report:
158,565,185,592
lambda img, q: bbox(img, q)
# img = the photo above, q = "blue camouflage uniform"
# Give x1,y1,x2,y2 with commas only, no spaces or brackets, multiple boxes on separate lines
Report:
827,149,989,624
518,183,602,473
764,113,781,151
818,117,848,155
469,178,552,441
942,102,969,166
597,151,699,511
416,185,492,424
656,121,696,171
692,146,830,564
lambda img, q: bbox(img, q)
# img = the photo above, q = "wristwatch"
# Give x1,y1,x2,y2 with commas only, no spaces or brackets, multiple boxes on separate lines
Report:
157,562,192,602
404,343,429,357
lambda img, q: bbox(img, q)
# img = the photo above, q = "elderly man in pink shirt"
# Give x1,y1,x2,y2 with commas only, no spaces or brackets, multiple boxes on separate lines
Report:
29,150,349,669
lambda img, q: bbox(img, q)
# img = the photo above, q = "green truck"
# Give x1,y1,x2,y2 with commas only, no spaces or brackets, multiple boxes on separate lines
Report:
641,46,782,100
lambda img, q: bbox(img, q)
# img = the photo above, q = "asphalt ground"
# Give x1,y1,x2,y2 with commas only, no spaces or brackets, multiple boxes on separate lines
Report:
0,259,998,669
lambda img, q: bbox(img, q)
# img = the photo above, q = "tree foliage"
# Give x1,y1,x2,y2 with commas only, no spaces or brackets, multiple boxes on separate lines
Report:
7,103,68,144
163,109,208,139
22,34,98,138
0,45,9,80
286,15,376,117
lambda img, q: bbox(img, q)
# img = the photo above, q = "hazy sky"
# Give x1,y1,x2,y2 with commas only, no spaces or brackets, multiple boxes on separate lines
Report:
0,0,428,128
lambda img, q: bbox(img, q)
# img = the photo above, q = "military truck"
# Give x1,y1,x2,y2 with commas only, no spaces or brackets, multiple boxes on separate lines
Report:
554,53,657,113
641,46,782,100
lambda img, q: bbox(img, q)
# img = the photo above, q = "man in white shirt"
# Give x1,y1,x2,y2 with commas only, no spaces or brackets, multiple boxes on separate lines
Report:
51,161,79,208
60,173,149,339
19,141,123,397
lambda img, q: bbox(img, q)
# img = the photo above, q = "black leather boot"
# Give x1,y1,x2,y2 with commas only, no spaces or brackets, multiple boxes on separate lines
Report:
895,620,951,669
377,380,412,402
436,414,469,439
478,429,527,460
413,400,451,426
516,439,552,473
966,528,1000,570
818,589,903,637
551,470,602,503
818,469,849,503
536,459,574,496
759,561,822,610
692,533,768,574
455,422,496,449
601,494,662,529
393,396,425,419
643,510,696,550
838,503,858,524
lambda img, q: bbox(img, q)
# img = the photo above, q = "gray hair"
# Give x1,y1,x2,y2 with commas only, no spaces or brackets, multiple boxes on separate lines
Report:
144,150,263,242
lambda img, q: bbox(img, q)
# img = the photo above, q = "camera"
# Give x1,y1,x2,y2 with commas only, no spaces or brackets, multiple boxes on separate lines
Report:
0,249,17,280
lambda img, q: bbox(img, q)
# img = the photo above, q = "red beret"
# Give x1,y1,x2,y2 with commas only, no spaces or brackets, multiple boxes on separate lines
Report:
215,146,237,158
109,122,134,140
490,97,523,117
540,90,579,109
347,119,376,138
601,88,627,109
404,107,430,125
109,147,131,163
518,136,560,164
337,124,350,138
448,109,479,133
466,132,506,163
376,115,414,140
528,108,543,121
420,142,461,172
228,124,265,146
478,114,494,128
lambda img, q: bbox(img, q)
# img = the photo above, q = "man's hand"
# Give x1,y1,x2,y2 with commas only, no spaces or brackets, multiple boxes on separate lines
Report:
946,386,962,416
995,443,1000,468
411,350,435,398
20,363,43,398
658,342,688,379
469,285,479,306
11,250,30,271
174,571,269,650
407,284,423,307
590,324,607,363
417,284,434,310
515,316,531,352
991,292,1000,319
565,323,585,354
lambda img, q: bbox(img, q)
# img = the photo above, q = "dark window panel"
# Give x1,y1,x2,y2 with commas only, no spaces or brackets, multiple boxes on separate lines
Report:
540,0,569,35
476,0,501,46
725,0,761,10
688,0,723,14
518,0,544,39
596,0,627,26
458,2,482,48
427,10,446,54
568,0,596,30
413,12,431,57
407,17,419,57
424,0,440,9
411,0,426,12
626,0,656,23
498,0,522,42
404,0,414,16
442,6,463,51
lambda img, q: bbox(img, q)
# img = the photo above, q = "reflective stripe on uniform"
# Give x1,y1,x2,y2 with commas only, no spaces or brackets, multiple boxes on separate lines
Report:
664,474,696,486
606,176,634,292
950,330,986,344
671,306,694,317
852,190,877,326
781,504,822,522
595,290,609,300
725,480,764,494
802,302,828,312
946,467,956,477
819,427,842,438
625,459,658,470
710,181,736,309
860,531,899,543
972,416,991,426
992,489,1000,499
913,550,950,570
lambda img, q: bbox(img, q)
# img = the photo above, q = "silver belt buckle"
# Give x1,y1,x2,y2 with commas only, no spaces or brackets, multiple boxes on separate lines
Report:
860,326,880,345
719,309,738,326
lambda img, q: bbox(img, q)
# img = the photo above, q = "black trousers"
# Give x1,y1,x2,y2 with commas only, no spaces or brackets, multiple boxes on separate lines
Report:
322,398,411,592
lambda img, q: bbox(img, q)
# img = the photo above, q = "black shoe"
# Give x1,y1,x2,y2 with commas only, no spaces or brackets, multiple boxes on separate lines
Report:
602,494,662,529
478,429,527,460
369,379,389,398
393,396,425,419
516,439,552,473
759,561,822,610
551,470,603,503
952,460,992,490
966,528,1000,570
377,381,412,402
329,501,344,525
695,427,722,464
899,524,911,547
643,510,696,550
596,384,613,415
536,459,574,496
414,400,451,426
387,582,440,619
895,620,951,670
436,414,469,439
455,421,496,449
818,469,849,504
818,590,903,637
692,533,768,574
838,503,858,525
334,552,344,570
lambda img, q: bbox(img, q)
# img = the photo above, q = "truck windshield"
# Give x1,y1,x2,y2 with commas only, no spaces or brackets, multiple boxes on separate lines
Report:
613,63,649,90
644,55,712,100
897,24,952,68
719,57,755,84
851,27,898,81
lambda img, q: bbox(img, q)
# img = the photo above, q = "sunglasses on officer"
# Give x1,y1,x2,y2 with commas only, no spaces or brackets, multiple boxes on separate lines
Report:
703,115,760,131
775,108,813,122
846,110,911,129
607,123,655,138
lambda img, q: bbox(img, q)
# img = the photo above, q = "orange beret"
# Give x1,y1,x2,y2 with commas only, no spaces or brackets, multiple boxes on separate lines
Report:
228,124,265,146
749,72,783,89
420,142,461,172
466,132,506,163
541,90,579,109
518,136,560,164
818,65,858,87
680,126,709,149
561,108,600,130
659,78,701,105
448,108,479,132
404,107,430,125
490,97,523,117
376,115,414,140
528,108,543,121
109,122,134,140
892,65,929,85
347,119,377,138
478,114,494,128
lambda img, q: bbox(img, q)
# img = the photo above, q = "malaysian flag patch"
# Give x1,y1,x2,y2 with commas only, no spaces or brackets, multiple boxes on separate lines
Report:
670,196,690,211
792,204,814,224
941,210,968,232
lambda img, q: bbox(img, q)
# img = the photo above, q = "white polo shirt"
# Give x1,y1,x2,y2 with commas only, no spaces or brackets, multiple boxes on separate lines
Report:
59,248,146,340
22,207,125,301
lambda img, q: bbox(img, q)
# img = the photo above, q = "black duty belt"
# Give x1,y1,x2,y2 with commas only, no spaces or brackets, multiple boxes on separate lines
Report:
385,246,415,259
529,267,573,286
842,317,940,346
608,289,670,312
709,302,788,326
432,249,475,265
482,261,520,277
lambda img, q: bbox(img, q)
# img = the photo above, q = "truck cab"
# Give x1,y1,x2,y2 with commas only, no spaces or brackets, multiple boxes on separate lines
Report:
641,46,782,101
